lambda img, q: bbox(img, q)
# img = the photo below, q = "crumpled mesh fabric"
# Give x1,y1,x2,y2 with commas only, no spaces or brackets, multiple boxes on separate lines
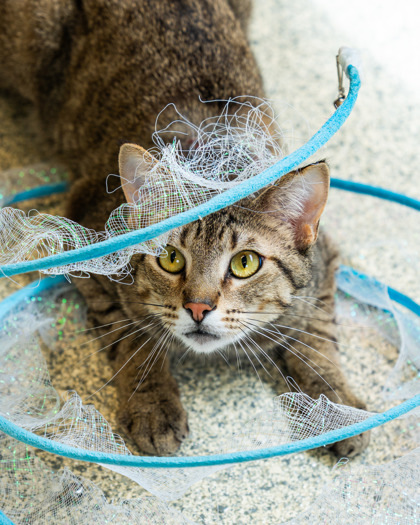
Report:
0,241,419,522
0,436,193,525
282,447,420,525
0,99,289,280
337,266,420,401
231,393,371,450
2,434,419,525
0,305,373,503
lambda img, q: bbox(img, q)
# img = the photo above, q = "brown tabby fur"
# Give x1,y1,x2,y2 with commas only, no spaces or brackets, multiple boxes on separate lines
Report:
0,0,369,456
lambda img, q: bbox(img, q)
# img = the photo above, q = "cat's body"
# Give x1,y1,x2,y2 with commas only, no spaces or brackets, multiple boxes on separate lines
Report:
0,0,369,456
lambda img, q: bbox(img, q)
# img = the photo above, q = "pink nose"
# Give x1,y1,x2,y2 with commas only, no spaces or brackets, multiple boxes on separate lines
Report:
184,302,213,322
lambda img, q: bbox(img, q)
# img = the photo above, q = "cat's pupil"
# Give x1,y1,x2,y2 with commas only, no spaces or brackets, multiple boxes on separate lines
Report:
241,255,248,268
170,250,176,263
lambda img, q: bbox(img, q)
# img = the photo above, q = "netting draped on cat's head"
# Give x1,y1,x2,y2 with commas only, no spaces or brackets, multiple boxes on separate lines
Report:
149,97,288,189
0,98,307,280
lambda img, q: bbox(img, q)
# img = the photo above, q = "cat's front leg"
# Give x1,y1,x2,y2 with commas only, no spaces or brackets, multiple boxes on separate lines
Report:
76,276,189,456
118,360,189,456
275,324,370,458
110,332,189,456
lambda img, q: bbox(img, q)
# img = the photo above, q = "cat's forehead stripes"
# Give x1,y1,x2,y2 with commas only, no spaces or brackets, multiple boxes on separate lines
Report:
176,209,241,249
174,207,293,263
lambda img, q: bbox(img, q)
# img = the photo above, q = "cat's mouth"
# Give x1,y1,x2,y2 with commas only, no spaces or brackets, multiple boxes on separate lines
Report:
183,329,221,345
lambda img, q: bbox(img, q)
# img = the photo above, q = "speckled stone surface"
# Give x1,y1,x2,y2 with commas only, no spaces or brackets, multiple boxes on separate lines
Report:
1,1,419,523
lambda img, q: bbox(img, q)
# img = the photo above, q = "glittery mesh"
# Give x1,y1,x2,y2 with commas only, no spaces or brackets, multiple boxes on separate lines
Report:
282,448,420,524
337,266,420,401
0,99,292,280
0,102,419,523
0,273,419,523
0,292,372,502
0,435,193,525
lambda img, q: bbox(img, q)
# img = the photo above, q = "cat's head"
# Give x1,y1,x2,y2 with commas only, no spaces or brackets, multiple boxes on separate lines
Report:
118,144,329,354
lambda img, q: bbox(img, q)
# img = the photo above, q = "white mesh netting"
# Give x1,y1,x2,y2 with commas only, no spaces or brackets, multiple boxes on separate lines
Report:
282,447,420,524
0,100,419,524
337,266,420,401
0,268,419,524
0,99,293,279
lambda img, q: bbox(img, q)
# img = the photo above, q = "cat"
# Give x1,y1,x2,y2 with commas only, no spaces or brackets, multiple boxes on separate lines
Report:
0,0,369,457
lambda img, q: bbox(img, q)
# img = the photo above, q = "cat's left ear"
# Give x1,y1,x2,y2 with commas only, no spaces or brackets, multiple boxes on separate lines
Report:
119,143,157,204
255,161,330,251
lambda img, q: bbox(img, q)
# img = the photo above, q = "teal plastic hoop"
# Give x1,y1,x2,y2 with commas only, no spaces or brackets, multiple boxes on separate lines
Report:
1,62,420,524
0,264,419,468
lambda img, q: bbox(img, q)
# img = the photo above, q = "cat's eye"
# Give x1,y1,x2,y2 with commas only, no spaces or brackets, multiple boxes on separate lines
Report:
158,245,185,273
230,250,262,279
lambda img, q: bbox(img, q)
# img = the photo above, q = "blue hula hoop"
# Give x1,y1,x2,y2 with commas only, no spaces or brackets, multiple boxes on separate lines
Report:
0,266,419,468
1,62,419,523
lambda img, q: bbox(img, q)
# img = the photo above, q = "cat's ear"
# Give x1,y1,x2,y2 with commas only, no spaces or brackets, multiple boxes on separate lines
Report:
118,143,157,204
256,161,330,251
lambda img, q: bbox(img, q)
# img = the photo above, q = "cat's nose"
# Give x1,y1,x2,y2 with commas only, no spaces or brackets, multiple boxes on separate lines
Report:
184,302,215,323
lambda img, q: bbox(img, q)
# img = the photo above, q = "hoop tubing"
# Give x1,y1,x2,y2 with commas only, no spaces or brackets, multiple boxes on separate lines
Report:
0,60,419,469
0,265,419,468
1,182,68,207
0,393,418,469
0,65,361,279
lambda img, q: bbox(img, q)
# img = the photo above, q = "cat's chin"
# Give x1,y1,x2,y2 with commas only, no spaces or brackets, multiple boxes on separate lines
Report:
178,331,229,355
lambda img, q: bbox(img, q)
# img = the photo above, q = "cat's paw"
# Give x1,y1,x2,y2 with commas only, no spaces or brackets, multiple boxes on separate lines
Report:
327,430,371,458
119,392,189,456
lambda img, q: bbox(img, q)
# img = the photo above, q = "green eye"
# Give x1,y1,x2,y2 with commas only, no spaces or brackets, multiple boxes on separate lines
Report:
230,250,262,278
158,245,185,273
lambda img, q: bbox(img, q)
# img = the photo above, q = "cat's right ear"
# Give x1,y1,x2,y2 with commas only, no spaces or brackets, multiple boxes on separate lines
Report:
119,143,157,204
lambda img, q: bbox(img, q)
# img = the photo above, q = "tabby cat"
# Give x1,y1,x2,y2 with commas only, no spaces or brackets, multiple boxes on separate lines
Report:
0,0,369,456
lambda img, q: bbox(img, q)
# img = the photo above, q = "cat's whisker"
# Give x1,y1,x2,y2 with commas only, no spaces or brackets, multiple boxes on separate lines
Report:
241,321,340,400
269,327,339,370
291,296,332,315
215,347,231,368
80,321,160,364
86,300,168,309
76,317,133,333
242,319,326,371
160,333,176,371
129,328,169,394
285,340,341,401
295,295,330,306
239,328,274,379
235,334,263,384
81,319,161,362
231,340,242,372
130,326,172,399
238,325,290,386
85,335,153,400
129,334,167,396
81,319,141,346
247,317,356,349
135,326,169,378
176,346,192,366
81,313,162,346
240,310,361,329
244,319,339,370
136,323,172,377
128,316,168,345
243,323,336,394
